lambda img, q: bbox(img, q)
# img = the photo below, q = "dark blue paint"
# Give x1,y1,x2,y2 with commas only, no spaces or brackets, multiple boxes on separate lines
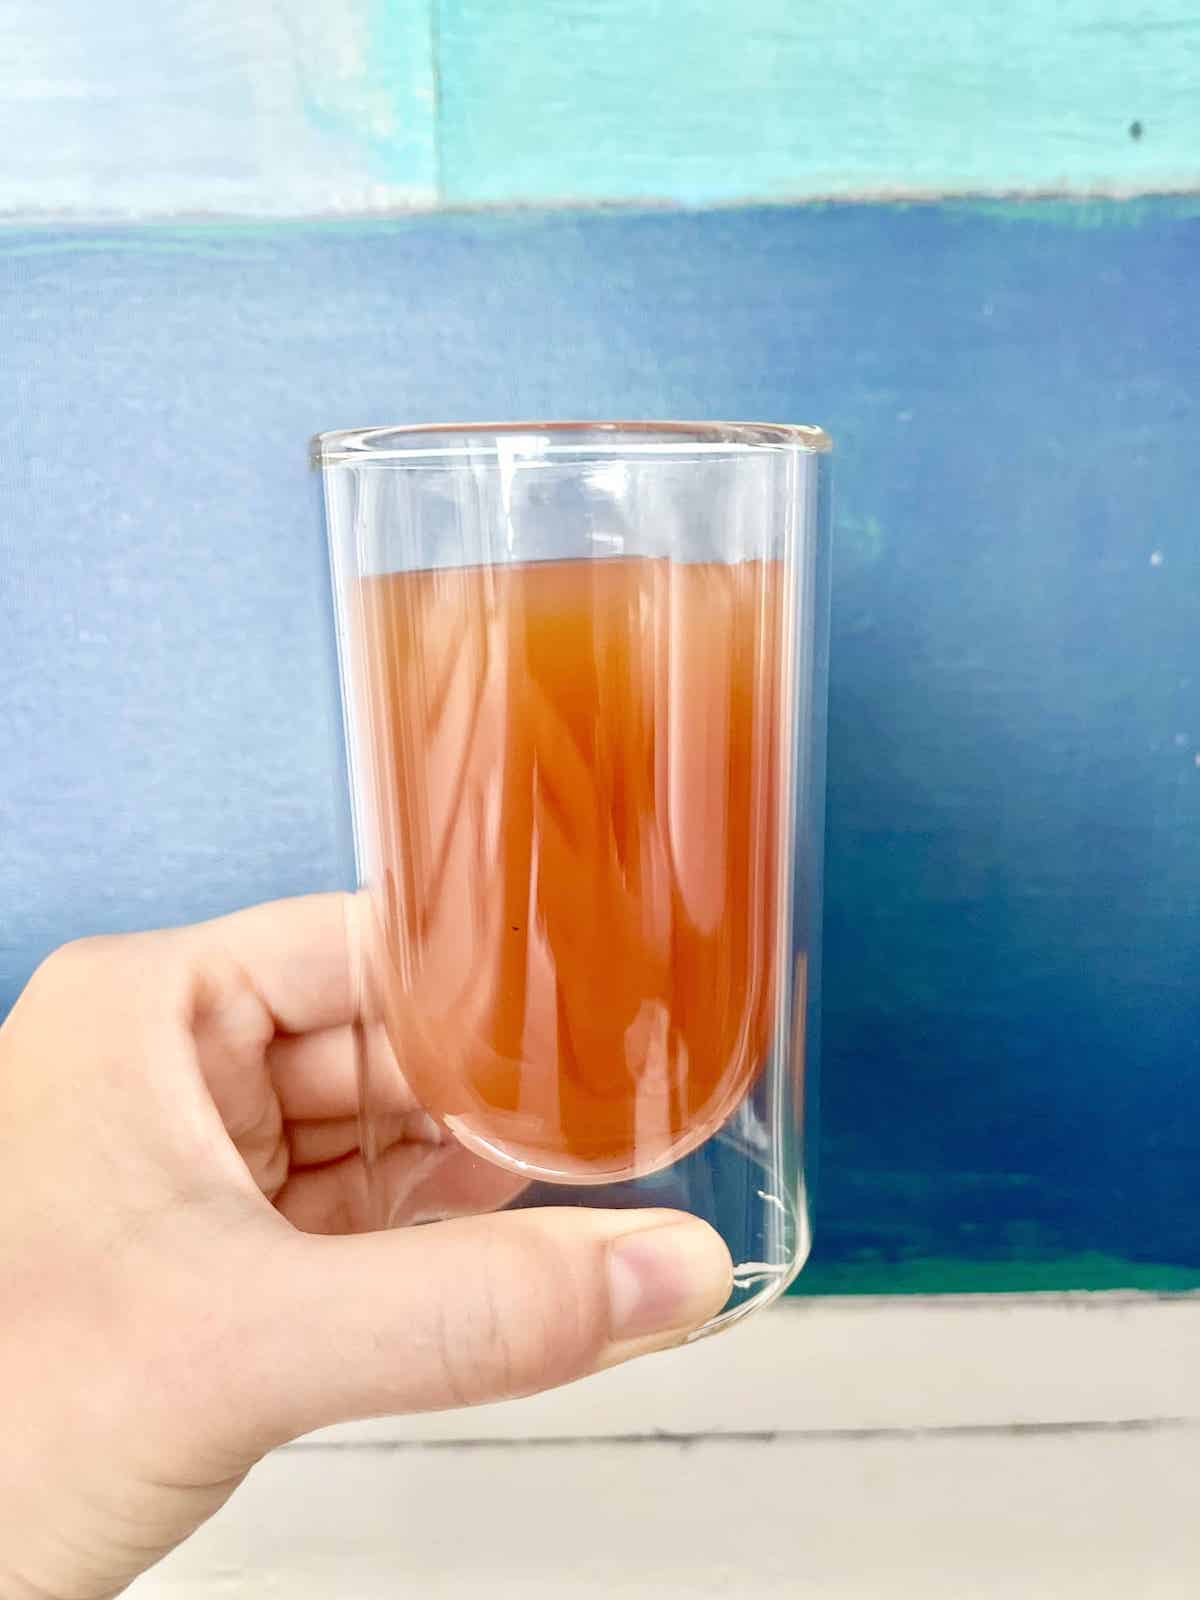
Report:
3,201,1199,1286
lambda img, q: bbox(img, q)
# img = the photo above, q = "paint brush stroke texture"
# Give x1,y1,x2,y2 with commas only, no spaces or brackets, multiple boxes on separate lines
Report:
438,0,1200,204
0,0,436,216
2,0,1198,216
3,200,1199,1287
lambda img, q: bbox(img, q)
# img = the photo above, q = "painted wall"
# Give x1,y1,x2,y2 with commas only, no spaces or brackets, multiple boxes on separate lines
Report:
0,2,437,216
4,0,1198,216
435,0,1200,204
6,201,1200,1291
3,3,1199,1293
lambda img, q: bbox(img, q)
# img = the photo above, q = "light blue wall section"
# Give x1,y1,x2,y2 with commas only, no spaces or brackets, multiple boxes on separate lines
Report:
3,1,1198,217
438,0,1200,203
0,1,436,217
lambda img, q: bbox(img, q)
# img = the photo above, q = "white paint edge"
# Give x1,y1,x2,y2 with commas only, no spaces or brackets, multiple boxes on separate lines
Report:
304,1292,1200,1449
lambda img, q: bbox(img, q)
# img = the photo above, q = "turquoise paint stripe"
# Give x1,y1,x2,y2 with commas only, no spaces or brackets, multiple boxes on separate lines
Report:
941,195,1200,228
795,1256,1200,1298
437,0,1200,205
5,1,1198,218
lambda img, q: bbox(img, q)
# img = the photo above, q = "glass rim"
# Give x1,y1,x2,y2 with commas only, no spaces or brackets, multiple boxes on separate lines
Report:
311,419,832,467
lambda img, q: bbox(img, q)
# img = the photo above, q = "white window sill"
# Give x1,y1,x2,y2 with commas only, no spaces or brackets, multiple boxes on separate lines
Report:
136,1294,1200,1597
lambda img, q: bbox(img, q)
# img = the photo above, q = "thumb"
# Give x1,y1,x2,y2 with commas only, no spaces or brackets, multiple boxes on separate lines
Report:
242,1208,732,1447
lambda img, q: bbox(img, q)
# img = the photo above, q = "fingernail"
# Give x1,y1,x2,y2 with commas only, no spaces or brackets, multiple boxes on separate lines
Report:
607,1219,733,1344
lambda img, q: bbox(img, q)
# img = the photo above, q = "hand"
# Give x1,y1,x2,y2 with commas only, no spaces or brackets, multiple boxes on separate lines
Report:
0,895,731,1598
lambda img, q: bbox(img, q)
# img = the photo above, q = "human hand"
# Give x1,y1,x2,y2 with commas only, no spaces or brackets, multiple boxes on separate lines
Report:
0,895,731,1598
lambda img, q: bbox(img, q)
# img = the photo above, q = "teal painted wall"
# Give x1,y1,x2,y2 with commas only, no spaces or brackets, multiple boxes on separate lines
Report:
437,0,1200,204
4,0,1198,217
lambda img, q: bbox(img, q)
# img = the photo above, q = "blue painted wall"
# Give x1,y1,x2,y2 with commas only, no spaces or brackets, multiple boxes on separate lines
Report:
4,200,1198,1290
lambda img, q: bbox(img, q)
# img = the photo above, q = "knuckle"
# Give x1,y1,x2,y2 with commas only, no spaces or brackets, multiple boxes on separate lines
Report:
26,932,142,1007
29,934,104,990
9,940,110,1039
437,1226,603,1406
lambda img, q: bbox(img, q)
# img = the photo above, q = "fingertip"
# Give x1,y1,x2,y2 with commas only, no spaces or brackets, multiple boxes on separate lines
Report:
605,1214,733,1347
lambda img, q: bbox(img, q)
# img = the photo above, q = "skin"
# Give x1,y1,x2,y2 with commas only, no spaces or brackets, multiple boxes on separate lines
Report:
0,893,732,1599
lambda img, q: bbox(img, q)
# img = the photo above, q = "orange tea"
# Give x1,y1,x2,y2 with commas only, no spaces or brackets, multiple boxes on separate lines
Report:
355,555,784,1181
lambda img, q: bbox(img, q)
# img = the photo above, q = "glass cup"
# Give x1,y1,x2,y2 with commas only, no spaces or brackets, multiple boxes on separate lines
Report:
314,421,831,1333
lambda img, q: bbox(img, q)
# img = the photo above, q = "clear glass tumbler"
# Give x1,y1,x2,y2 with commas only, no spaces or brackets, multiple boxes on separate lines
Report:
314,422,831,1332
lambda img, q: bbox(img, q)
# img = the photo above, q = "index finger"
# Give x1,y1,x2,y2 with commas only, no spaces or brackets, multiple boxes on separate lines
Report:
195,891,360,1037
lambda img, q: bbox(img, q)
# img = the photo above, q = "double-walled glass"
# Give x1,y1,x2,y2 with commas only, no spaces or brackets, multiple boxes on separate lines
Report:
315,422,831,1333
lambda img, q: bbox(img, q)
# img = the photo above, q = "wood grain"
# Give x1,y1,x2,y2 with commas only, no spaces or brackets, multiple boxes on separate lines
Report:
141,1428,1200,1595
314,1293,1200,1443
121,1296,1200,1594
